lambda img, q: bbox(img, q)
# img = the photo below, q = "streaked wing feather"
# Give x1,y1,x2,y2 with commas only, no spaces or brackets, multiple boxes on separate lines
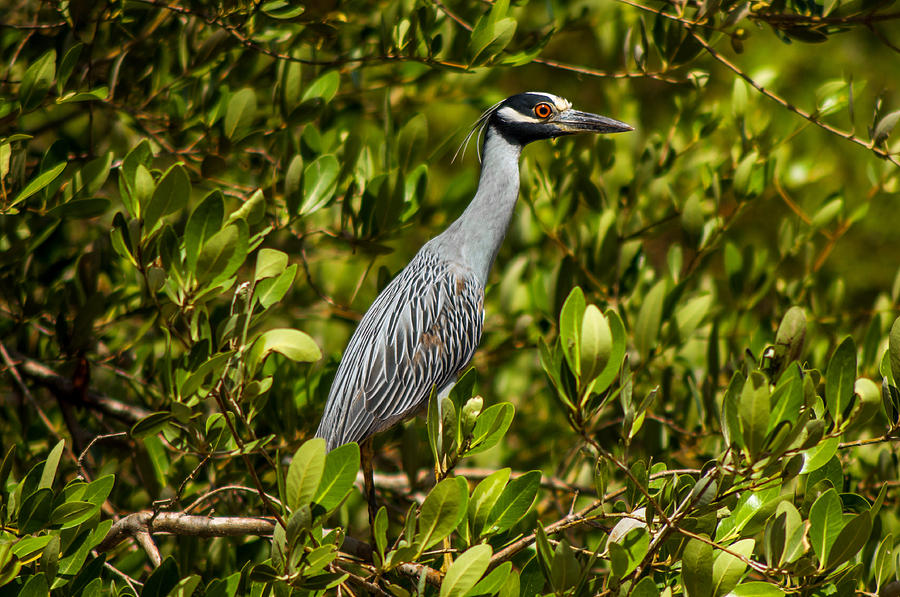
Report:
315,250,483,450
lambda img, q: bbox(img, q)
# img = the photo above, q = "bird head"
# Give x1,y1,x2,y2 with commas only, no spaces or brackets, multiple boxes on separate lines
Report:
489,92,632,145
455,92,632,162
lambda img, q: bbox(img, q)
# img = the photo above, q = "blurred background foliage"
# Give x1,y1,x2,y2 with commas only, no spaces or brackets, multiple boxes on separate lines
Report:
1,0,900,595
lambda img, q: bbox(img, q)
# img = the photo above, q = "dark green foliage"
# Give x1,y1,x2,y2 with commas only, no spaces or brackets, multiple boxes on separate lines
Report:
1,0,900,595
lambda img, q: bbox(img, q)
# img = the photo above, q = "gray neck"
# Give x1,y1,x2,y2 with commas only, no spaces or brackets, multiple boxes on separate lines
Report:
425,127,523,285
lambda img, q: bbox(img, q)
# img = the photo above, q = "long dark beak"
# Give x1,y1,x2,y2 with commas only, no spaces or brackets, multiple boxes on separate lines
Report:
556,109,633,134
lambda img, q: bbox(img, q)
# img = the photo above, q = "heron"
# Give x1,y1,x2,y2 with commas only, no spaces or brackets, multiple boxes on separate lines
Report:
315,92,632,521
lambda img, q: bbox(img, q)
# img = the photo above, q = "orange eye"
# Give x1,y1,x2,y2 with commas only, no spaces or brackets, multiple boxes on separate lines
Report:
534,102,553,119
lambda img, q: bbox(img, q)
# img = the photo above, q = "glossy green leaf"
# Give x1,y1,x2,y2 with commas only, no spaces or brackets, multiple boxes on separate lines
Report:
712,539,755,597
184,190,225,274
726,583,786,597
10,162,66,209
683,536,714,597
142,556,179,597
254,248,288,282
825,510,871,569
416,476,468,553
313,442,360,512
196,220,248,285
809,488,843,568
635,279,667,358
439,544,492,597
287,438,326,510
39,439,65,490
248,328,321,376
301,70,340,103
224,88,257,140
20,49,56,110
738,372,769,459
300,155,340,215
466,402,514,456
256,264,297,309
468,468,511,539
559,286,585,376
580,304,612,385
632,576,661,597
489,470,540,533
143,164,190,234
825,336,856,422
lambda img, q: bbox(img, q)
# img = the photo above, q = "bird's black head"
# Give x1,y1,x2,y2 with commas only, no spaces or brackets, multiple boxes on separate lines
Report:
487,92,632,146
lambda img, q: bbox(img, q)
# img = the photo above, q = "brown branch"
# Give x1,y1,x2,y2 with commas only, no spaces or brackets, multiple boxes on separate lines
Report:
97,512,444,586
96,511,276,553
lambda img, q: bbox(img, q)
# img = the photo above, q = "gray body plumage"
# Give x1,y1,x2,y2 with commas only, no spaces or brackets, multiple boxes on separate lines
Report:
315,92,631,451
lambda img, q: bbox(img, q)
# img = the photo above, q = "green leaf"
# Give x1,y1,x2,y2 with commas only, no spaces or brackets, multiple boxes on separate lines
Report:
825,336,856,422
468,468,510,539
301,70,340,103
143,164,190,235
469,561,512,596
300,155,340,215
248,328,321,377
224,88,257,140
287,438,326,510
284,154,304,214
78,151,113,196
196,220,248,286
580,304,612,385
10,162,67,209
489,470,540,533
873,109,900,144
733,151,759,197
254,248,288,282
635,279,667,358
632,576,661,597
130,412,174,439
18,575,49,597
19,488,53,533
39,439,65,490
809,488,843,568
726,583,786,597
712,539,755,597
466,402,514,456
802,435,839,473
185,191,225,275
168,575,202,597
142,555,179,597
47,197,111,219
738,372,769,459
559,286,585,376
262,0,305,19
889,316,900,388
57,43,83,93
610,527,650,580
416,476,468,553
20,49,56,110
439,544,492,597
825,510,871,569
873,533,895,589
683,536,714,597
51,500,97,528
255,264,297,309
313,442,360,512
592,308,627,396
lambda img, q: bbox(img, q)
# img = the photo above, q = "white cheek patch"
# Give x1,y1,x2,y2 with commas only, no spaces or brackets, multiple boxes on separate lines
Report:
497,106,539,123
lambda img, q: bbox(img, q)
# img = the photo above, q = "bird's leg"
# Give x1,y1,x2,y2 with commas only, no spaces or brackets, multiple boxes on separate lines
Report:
362,438,378,532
